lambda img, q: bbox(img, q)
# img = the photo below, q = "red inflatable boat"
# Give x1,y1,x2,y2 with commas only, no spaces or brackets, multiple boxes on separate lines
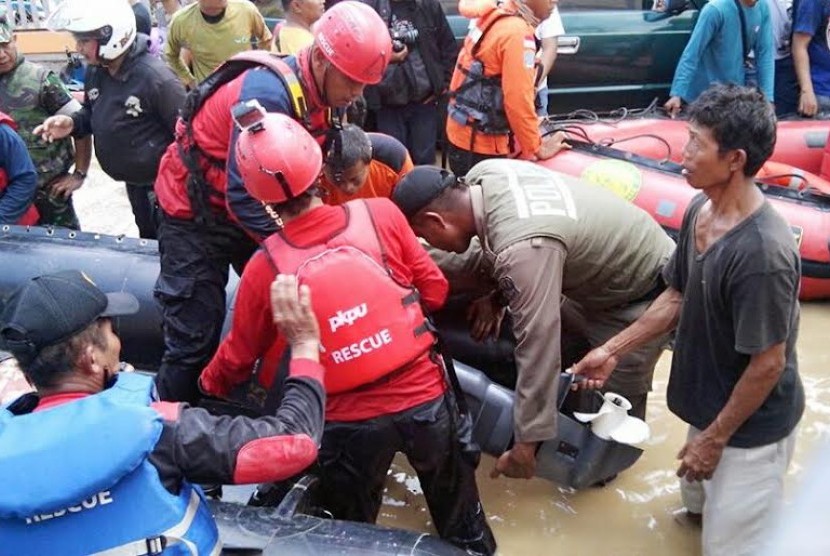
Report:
538,141,830,300
551,115,830,176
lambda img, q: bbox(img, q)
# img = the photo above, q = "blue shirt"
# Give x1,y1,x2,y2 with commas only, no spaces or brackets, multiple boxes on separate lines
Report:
0,123,37,224
671,0,775,102
793,0,830,96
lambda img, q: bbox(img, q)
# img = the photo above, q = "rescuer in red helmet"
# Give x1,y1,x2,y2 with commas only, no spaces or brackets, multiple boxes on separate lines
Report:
152,1,393,405
199,110,497,556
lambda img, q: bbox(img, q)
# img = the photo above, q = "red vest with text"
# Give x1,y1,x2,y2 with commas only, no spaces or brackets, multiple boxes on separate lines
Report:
263,200,435,394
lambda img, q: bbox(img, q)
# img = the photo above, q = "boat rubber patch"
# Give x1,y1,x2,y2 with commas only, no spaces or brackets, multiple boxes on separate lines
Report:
791,225,804,248
580,159,643,202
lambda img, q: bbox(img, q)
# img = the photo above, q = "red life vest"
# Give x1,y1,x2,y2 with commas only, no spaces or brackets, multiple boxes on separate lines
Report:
264,201,435,394
0,112,39,226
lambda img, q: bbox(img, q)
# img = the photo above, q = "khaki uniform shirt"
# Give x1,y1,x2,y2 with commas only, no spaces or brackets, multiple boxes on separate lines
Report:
445,160,675,442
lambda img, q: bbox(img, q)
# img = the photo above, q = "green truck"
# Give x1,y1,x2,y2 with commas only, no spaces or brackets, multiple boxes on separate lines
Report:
262,0,704,113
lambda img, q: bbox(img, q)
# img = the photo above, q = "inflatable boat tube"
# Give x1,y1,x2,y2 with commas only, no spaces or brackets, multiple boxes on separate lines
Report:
538,141,830,300
211,476,465,555
551,115,830,176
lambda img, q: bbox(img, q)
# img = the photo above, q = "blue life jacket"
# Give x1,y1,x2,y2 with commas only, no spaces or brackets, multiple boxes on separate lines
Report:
0,373,220,555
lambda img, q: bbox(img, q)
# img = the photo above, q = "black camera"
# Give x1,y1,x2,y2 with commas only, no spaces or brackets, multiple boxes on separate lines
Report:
390,21,419,53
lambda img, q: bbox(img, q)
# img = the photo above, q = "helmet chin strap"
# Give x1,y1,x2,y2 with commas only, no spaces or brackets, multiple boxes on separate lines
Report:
319,61,332,107
309,46,333,107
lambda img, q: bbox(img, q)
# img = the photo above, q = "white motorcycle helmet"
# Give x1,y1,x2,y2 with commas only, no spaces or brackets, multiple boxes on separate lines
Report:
47,0,136,61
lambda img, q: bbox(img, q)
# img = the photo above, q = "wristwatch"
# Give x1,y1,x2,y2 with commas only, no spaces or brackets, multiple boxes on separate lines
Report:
73,169,87,180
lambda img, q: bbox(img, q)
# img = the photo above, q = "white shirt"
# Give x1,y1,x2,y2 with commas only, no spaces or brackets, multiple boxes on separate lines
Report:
534,7,564,90
535,7,565,40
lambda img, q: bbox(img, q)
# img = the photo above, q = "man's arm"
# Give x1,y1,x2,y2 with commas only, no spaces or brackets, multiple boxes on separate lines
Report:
153,75,188,133
47,91,91,198
499,21,542,156
251,9,273,50
48,134,92,200
676,341,787,482
536,9,564,85
755,3,775,102
497,237,566,443
792,33,817,115
426,237,496,296
489,237,566,479
792,0,826,115
572,287,682,389
199,253,278,397
153,275,326,487
666,5,719,110
164,18,196,88
0,126,38,223
72,137,92,176
381,200,449,311
536,36,557,85
69,81,94,138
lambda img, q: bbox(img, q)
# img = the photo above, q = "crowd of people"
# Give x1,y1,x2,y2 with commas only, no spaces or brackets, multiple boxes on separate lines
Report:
0,0,810,555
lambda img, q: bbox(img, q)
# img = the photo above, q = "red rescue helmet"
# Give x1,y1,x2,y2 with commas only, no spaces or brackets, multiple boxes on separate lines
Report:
234,108,323,204
313,1,392,85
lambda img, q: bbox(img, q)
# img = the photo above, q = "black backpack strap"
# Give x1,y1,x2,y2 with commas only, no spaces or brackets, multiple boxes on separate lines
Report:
177,51,313,224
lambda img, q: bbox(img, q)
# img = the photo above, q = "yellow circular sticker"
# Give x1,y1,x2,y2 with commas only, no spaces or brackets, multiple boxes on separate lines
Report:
580,159,643,202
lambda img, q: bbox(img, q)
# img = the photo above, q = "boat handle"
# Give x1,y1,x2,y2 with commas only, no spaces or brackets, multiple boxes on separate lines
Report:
557,36,581,55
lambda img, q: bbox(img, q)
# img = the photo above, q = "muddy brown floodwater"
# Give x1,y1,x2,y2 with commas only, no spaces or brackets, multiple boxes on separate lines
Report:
6,169,829,555
376,306,830,556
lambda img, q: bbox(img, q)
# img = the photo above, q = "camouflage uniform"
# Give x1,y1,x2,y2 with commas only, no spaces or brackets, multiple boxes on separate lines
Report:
0,57,81,229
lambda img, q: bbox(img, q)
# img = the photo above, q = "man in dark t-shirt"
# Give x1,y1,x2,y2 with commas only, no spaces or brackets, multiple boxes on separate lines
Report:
572,83,803,556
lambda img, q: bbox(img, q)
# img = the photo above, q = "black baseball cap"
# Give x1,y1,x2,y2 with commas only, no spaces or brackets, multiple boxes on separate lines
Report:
0,271,139,363
392,166,458,218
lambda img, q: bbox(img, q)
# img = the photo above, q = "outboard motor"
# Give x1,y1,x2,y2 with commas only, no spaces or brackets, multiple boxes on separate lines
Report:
455,361,644,489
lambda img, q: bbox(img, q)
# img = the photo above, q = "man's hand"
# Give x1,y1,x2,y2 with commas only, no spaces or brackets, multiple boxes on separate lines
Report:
799,90,819,117
676,425,727,482
570,344,618,390
270,275,320,362
491,441,539,479
466,292,506,342
535,131,571,160
49,172,84,199
664,96,682,119
33,115,74,143
390,45,409,64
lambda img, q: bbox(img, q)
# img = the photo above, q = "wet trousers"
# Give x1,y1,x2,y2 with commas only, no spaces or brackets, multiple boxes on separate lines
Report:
446,143,504,177
125,183,158,240
376,102,439,165
315,393,497,555
680,426,797,556
773,56,799,118
154,213,257,404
